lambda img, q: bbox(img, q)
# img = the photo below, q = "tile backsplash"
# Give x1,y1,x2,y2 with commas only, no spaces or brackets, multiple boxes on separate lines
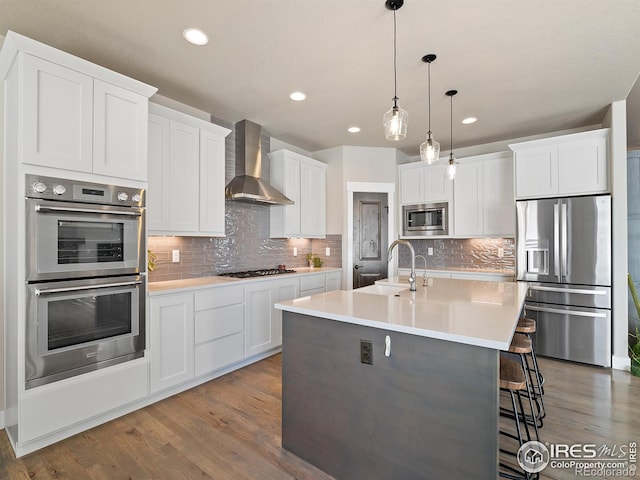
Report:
147,201,342,282
397,238,515,272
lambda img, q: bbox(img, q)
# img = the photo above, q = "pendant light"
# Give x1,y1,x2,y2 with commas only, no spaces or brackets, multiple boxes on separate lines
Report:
419,54,440,164
446,89,458,180
383,0,407,141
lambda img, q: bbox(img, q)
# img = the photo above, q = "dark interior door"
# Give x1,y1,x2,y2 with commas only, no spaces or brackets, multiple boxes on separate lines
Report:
353,192,388,289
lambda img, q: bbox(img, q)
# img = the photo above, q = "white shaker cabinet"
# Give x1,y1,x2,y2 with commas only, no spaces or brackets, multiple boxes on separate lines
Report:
453,152,515,237
270,149,327,238
510,128,609,199
325,271,342,291
149,293,195,393
147,102,231,236
399,162,451,205
16,52,153,180
245,278,299,357
194,286,245,376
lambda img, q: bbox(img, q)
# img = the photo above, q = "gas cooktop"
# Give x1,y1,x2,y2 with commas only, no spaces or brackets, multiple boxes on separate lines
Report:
219,268,296,279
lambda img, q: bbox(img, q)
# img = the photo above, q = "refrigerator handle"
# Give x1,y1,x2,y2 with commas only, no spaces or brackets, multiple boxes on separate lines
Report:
553,203,561,281
561,202,568,278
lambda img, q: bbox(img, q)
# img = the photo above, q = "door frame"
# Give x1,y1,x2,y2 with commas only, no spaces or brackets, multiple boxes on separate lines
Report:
346,182,395,290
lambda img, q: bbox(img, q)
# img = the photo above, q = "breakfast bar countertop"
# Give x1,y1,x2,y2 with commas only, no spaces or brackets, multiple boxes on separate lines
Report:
276,277,528,350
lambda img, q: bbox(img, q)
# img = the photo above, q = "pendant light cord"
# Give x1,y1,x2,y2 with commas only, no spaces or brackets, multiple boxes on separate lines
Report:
450,93,453,154
393,8,398,106
428,61,432,133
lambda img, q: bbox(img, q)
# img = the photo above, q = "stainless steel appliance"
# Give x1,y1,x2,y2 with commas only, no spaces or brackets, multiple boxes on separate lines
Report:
402,202,448,236
24,174,146,389
516,195,611,367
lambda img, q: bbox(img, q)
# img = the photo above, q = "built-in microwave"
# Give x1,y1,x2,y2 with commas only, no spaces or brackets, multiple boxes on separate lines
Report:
402,202,448,236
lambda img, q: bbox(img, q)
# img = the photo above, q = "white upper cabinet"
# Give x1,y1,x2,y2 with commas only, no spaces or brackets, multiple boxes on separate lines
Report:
453,152,515,238
13,49,155,180
510,128,609,199
21,54,94,172
399,162,451,205
92,80,149,180
270,149,327,238
147,102,231,236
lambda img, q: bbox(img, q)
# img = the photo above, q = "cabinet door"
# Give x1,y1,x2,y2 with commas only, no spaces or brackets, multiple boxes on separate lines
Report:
399,164,425,205
244,283,278,357
300,161,326,238
93,80,148,180
453,162,483,237
150,293,194,393
558,137,608,195
424,164,451,202
147,113,171,231
21,54,93,172
325,271,342,291
199,130,226,236
514,146,558,198
483,156,515,235
169,120,200,232
283,157,302,236
273,279,299,346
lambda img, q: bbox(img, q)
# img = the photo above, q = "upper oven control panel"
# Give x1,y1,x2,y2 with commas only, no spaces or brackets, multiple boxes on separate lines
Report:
25,174,145,207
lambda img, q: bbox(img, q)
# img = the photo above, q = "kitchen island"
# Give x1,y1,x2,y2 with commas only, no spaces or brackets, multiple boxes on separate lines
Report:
275,277,528,480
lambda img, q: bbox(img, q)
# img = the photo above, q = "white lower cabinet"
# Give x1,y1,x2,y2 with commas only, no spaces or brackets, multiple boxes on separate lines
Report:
326,271,342,291
194,286,245,376
149,292,195,393
245,278,299,357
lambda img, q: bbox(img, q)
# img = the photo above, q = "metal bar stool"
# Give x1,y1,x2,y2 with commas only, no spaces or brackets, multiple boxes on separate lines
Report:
499,356,537,480
507,333,544,431
516,317,546,423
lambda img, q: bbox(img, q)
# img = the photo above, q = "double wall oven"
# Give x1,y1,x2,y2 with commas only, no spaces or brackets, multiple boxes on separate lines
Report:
25,174,146,389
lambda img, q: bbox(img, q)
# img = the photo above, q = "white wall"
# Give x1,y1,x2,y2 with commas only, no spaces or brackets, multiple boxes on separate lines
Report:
604,100,630,370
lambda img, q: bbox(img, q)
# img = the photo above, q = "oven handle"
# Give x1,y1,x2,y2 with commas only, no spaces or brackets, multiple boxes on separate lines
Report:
34,204,142,217
528,285,608,296
34,280,142,296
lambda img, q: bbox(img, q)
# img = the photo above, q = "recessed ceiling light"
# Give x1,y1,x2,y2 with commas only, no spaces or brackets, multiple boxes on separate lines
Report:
183,28,209,46
348,126,361,133
462,117,478,124
289,91,307,101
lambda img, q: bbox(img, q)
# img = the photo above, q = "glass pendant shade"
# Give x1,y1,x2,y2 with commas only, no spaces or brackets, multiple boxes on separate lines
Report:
420,132,440,164
384,104,408,141
447,154,457,180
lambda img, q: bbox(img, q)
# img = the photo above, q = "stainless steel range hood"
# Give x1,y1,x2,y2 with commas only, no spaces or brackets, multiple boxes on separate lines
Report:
225,120,294,205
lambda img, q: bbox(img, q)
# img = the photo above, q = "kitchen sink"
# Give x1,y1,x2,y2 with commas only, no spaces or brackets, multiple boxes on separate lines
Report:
354,284,408,296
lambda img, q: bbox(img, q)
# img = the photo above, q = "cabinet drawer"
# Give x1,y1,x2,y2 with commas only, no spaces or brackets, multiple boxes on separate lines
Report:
195,303,244,344
300,287,326,297
195,286,243,311
300,275,325,291
195,332,245,376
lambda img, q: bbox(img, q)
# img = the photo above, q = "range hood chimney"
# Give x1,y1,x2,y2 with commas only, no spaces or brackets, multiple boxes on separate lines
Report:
225,120,294,205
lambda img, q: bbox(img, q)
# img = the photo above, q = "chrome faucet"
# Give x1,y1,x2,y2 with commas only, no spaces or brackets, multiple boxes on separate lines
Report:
414,254,428,286
387,239,416,291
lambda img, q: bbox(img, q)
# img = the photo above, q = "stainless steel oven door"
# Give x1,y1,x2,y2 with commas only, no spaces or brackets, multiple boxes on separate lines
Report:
25,275,145,389
26,198,144,281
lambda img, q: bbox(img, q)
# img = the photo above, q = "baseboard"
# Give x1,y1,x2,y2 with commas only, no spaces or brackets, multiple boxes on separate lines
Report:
612,355,631,371
0,409,5,429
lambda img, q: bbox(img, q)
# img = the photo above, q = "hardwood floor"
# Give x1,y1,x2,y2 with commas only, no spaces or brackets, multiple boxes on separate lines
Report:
1,355,639,480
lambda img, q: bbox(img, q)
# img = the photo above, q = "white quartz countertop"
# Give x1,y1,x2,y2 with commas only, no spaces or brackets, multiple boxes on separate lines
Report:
148,267,341,295
275,277,528,350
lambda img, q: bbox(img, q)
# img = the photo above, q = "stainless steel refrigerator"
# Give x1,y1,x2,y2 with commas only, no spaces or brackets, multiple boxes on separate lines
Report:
516,195,611,367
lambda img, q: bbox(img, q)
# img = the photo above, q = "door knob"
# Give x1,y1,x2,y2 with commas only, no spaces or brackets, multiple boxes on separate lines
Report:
354,264,363,269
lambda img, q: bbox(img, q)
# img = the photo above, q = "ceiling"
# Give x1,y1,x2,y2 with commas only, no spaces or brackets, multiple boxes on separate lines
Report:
2,0,640,155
